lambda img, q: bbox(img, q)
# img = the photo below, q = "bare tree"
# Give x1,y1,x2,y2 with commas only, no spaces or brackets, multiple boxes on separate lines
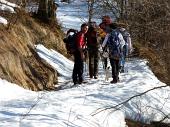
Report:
87,0,95,23
37,0,57,22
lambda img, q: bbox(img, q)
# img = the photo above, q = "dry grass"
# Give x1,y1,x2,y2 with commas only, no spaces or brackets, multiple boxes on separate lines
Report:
126,0,170,85
126,119,170,127
0,8,68,91
133,42,169,85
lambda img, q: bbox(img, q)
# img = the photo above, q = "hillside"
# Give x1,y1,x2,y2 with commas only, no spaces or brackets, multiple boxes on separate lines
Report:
0,8,67,91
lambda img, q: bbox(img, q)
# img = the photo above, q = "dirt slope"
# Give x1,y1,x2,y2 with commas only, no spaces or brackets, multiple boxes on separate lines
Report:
0,9,67,91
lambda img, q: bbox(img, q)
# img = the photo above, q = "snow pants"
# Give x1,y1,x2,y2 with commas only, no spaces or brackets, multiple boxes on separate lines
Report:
72,50,84,84
88,48,99,78
109,58,120,81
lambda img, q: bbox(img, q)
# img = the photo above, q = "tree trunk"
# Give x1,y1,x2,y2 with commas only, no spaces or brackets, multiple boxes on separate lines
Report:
21,0,26,7
38,0,48,22
37,0,57,22
120,0,124,20
48,0,57,21
87,0,95,23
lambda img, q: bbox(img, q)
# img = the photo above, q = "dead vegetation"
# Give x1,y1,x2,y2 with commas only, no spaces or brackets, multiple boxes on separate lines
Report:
0,7,67,91
126,0,170,85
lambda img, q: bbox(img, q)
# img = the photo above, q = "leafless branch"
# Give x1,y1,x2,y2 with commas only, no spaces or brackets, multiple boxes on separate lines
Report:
91,85,168,116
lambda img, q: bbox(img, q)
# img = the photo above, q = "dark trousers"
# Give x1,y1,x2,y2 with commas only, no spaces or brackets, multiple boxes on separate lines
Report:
88,49,99,78
103,57,108,70
109,58,120,81
72,50,84,83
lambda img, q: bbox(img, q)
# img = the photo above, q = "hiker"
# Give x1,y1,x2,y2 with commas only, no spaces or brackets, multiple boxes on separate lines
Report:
99,15,112,69
86,22,99,79
118,23,133,72
72,23,89,85
102,22,125,83
99,15,112,33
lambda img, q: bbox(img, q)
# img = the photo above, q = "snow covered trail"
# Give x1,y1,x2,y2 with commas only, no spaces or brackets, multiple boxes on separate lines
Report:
0,44,170,127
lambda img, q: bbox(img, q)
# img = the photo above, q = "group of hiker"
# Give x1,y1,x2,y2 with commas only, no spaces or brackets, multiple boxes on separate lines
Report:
64,16,133,85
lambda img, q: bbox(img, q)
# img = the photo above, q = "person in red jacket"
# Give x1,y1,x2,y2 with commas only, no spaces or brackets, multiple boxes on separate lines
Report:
72,23,88,85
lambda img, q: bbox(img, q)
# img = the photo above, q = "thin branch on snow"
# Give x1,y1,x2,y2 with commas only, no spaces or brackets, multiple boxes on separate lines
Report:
91,85,168,116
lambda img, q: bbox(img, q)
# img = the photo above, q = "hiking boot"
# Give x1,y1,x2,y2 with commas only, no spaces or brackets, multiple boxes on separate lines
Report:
73,81,78,85
120,68,125,73
120,66,125,73
94,76,98,79
110,79,117,84
117,77,120,82
90,76,93,79
78,80,87,84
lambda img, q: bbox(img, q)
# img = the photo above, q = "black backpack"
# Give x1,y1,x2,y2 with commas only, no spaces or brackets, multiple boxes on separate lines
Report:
63,29,78,54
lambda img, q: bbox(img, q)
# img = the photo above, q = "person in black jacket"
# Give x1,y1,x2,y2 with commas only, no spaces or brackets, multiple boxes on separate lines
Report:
86,22,99,79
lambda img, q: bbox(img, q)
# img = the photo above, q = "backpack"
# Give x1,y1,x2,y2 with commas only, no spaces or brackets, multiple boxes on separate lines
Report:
63,29,78,54
107,30,122,60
